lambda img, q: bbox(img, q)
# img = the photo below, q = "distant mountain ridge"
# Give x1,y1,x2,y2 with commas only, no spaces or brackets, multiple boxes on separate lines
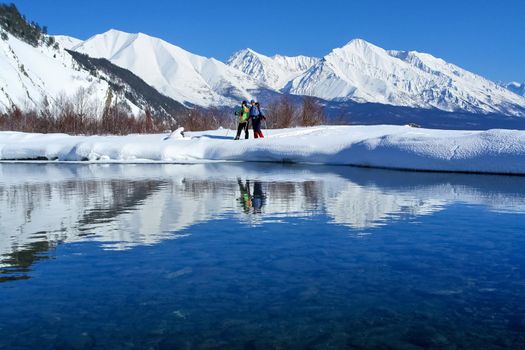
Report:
281,39,525,116
227,48,319,90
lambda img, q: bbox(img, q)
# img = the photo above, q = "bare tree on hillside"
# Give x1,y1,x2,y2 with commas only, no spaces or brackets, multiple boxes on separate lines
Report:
298,96,326,126
266,95,295,129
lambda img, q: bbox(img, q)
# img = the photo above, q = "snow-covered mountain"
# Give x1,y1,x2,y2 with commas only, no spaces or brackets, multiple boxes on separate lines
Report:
284,39,525,116
0,26,186,117
227,48,319,90
0,30,136,113
65,30,525,117
503,82,525,97
67,50,187,117
72,29,266,107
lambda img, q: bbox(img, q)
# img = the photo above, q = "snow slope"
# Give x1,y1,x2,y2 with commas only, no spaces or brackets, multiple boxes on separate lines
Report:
227,48,319,90
72,29,265,107
1,125,525,175
0,31,139,113
285,39,525,116
504,82,525,97
53,35,83,50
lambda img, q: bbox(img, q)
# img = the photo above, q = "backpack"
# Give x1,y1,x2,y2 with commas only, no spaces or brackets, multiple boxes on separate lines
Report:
250,105,260,119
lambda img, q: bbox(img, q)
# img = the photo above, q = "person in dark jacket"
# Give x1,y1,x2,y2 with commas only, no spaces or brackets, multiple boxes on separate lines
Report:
249,100,266,138
234,101,250,140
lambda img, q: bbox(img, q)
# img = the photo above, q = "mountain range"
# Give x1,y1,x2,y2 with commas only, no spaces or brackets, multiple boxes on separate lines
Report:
68,30,525,117
1,11,525,129
229,39,525,116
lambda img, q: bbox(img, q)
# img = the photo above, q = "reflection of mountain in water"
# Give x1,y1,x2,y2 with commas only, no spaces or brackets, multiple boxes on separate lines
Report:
1,163,525,277
327,184,448,229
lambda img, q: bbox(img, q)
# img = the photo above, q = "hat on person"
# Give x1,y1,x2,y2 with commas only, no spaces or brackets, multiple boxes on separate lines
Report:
250,99,256,104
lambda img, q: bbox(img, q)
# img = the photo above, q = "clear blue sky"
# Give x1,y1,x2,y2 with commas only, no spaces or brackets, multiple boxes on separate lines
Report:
13,0,525,82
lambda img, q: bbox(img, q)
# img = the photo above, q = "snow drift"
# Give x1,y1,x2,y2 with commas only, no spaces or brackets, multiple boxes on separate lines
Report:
1,125,525,175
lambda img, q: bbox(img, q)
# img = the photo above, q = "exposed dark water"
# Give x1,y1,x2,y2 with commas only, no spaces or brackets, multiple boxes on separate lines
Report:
1,163,525,349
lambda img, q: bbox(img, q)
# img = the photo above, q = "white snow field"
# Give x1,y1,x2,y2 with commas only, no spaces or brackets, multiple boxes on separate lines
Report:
1,125,525,175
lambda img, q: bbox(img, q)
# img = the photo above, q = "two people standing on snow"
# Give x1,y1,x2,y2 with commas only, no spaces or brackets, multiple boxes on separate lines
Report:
234,100,266,140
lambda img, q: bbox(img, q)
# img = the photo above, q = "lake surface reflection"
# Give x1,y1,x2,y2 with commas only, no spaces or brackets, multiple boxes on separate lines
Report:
1,163,525,349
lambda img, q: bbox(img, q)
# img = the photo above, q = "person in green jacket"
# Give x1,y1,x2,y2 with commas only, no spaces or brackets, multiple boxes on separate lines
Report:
237,178,252,213
234,100,250,140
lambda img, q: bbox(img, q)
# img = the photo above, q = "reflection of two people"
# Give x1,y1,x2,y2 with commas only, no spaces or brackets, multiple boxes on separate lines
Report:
237,178,266,214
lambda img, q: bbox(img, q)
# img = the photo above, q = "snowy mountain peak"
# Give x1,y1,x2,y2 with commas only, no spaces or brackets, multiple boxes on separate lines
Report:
77,29,149,57
244,47,258,54
325,39,391,67
336,38,384,54
284,39,525,116
227,48,319,90
73,29,264,107
342,38,376,48
227,48,265,65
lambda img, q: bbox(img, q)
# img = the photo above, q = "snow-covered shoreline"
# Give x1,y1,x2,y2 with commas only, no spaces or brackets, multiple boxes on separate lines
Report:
1,125,525,175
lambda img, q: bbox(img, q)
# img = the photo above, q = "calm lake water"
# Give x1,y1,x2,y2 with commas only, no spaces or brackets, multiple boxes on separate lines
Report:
1,163,525,349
